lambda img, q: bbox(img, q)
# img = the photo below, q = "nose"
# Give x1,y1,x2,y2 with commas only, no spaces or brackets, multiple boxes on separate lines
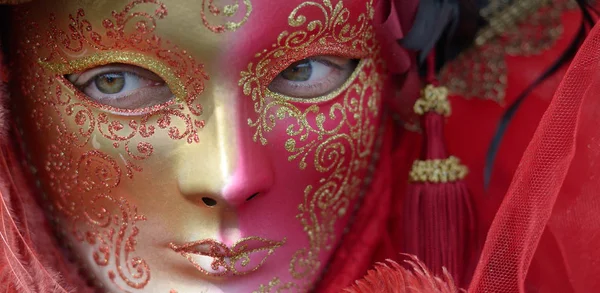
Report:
177,84,273,208
186,157,272,208
218,141,273,206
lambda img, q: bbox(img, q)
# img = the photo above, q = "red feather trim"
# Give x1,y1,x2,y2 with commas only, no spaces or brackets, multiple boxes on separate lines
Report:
344,255,464,293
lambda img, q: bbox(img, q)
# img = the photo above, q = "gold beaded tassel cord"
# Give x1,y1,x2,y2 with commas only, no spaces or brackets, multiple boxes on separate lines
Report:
403,52,476,286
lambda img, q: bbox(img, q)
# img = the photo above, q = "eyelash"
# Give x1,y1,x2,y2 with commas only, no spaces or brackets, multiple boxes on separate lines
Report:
284,69,342,89
268,56,359,100
65,64,174,115
62,54,358,114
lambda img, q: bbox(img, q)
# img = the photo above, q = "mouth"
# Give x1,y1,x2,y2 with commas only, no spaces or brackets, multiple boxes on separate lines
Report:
168,237,286,276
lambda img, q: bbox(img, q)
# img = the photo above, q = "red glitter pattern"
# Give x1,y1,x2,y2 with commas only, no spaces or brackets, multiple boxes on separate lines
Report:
168,237,286,276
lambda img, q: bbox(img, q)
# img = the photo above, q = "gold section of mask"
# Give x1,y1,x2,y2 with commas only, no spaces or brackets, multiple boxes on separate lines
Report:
201,0,253,33
12,1,214,291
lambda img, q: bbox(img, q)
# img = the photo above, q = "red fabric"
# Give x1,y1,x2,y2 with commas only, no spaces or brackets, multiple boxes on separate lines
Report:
374,0,422,125
445,8,585,252
469,20,600,293
0,40,92,293
0,49,7,83
317,119,413,293
373,0,419,75
403,110,476,285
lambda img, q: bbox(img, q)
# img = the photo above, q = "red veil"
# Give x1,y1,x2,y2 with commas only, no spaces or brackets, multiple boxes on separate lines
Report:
468,18,600,293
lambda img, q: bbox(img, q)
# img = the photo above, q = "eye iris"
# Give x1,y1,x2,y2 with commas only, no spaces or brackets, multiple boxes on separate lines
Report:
95,73,125,94
281,60,312,82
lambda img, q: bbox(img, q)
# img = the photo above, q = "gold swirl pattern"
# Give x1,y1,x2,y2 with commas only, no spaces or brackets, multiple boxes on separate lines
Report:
440,0,578,104
239,0,380,290
253,277,297,293
239,0,376,146
201,0,253,33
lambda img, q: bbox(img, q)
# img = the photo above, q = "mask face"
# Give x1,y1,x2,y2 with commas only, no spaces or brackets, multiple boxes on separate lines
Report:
12,0,385,291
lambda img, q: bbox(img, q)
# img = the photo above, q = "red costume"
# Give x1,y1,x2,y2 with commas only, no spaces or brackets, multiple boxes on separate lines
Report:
0,0,599,292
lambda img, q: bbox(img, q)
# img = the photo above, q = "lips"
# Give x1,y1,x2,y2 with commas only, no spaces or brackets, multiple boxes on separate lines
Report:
169,236,286,276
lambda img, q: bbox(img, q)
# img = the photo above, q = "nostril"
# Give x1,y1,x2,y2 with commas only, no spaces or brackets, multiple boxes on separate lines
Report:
246,192,259,201
201,197,217,207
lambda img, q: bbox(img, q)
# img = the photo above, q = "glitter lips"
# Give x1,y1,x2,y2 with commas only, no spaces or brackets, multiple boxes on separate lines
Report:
168,237,286,276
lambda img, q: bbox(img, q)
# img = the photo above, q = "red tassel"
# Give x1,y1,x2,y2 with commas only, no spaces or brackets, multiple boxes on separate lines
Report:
403,55,476,285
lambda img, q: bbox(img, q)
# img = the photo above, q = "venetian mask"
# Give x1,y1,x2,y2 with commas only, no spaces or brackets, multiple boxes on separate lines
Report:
11,0,385,291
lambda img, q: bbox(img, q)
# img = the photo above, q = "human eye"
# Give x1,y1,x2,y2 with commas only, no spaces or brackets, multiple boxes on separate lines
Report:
66,63,173,114
267,56,359,100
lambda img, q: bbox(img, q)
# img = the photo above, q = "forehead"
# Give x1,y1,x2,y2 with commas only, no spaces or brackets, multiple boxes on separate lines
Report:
19,0,372,67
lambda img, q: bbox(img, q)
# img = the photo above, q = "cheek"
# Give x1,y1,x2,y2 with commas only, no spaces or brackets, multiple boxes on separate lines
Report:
234,56,384,276
16,65,215,217
12,54,218,278
245,57,384,189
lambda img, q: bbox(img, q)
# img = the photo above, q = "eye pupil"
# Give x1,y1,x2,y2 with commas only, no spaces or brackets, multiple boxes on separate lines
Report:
281,60,312,82
95,73,125,94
